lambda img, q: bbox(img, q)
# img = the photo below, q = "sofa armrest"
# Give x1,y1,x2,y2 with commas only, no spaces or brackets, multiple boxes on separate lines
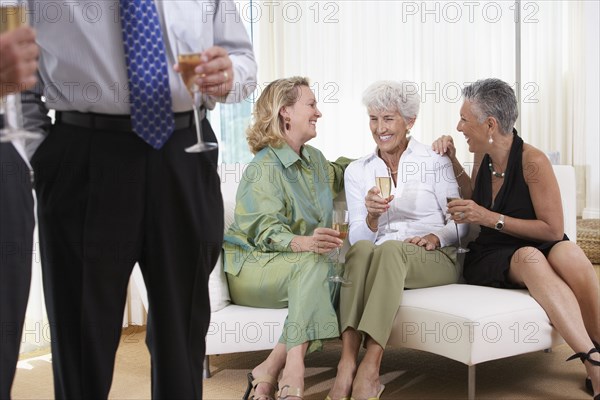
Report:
208,252,230,312
552,165,577,241
208,200,236,312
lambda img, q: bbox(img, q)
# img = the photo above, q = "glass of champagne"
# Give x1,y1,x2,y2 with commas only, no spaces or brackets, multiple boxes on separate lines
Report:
328,209,351,285
0,4,41,143
446,187,470,253
375,167,397,234
174,35,218,153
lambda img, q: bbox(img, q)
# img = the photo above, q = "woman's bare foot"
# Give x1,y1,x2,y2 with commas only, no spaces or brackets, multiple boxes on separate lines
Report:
278,364,305,399
327,361,356,399
250,363,280,399
350,363,382,400
249,344,287,399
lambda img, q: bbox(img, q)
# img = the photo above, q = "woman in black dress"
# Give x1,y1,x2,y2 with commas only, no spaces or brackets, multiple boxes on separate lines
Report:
432,78,599,399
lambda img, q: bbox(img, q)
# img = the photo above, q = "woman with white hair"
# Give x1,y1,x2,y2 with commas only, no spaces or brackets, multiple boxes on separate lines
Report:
327,81,465,400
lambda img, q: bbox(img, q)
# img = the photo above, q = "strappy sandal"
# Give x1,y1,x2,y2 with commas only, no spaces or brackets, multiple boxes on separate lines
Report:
277,384,303,399
567,347,599,399
243,372,278,400
585,342,600,395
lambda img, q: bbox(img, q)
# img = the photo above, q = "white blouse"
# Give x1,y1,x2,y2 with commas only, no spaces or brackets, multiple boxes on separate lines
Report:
344,137,468,247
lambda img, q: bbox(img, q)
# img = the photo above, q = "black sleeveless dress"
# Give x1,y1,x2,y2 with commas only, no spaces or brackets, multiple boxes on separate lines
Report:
463,131,568,288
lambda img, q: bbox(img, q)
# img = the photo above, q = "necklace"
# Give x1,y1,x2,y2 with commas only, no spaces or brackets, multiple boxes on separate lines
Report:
488,157,505,178
378,149,401,175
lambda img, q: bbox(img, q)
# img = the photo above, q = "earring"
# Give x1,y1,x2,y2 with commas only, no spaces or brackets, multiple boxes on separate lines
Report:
406,129,411,138
284,117,291,131
488,136,493,144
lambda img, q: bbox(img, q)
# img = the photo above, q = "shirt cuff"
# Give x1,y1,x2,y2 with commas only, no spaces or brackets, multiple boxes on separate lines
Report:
349,220,378,245
265,232,296,252
434,221,469,248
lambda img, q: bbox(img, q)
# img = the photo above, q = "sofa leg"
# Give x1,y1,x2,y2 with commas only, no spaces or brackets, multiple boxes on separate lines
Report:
468,365,476,400
203,355,211,379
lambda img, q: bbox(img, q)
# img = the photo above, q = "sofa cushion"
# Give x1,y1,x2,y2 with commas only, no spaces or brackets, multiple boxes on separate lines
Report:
206,305,288,355
387,284,564,365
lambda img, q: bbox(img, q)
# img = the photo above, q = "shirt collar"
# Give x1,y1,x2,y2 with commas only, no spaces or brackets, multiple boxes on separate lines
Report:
270,143,311,168
406,136,430,156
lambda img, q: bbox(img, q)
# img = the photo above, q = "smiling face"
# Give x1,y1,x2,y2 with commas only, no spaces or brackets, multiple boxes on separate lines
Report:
368,109,413,155
457,100,490,153
281,85,322,150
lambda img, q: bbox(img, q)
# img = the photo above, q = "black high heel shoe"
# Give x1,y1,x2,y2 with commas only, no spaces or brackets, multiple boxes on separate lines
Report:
567,347,600,399
242,372,278,400
584,341,600,395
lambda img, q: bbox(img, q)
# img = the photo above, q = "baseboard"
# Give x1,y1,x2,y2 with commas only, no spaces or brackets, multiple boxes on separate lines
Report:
582,208,600,219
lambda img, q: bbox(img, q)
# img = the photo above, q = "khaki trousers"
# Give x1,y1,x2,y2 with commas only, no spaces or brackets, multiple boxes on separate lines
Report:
340,240,460,347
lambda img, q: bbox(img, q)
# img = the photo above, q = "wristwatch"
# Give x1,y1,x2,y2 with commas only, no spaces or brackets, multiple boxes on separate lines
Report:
494,214,505,231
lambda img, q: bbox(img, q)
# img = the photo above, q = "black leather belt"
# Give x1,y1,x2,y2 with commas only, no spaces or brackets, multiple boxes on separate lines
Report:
56,110,197,132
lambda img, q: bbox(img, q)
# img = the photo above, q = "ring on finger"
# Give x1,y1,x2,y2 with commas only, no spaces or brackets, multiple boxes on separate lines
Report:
459,212,465,219
223,70,229,81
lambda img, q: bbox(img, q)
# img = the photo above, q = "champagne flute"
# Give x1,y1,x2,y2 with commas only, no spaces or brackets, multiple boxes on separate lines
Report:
328,209,351,285
0,4,42,143
446,187,470,253
174,34,218,153
374,167,397,234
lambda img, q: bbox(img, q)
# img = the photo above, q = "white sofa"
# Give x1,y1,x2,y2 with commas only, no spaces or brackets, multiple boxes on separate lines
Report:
205,164,576,399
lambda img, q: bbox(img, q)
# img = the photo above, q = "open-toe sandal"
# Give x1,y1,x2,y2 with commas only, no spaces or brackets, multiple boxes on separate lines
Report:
277,384,304,400
349,384,385,400
243,372,278,400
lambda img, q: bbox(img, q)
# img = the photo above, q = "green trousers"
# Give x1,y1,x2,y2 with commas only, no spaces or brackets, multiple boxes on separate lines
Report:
227,251,339,353
340,240,460,348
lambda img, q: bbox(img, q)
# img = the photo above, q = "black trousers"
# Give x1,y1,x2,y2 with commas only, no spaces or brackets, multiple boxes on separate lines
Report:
31,118,223,399
0,143,34,400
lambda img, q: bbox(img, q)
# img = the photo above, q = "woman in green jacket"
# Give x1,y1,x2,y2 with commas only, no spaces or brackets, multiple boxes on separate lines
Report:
224,76,351,400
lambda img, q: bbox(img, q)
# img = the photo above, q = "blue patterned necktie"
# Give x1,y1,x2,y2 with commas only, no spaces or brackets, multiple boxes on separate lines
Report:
119,0,175,149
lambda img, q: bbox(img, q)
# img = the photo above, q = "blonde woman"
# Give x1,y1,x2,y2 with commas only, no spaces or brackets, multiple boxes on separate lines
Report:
224,77,351,400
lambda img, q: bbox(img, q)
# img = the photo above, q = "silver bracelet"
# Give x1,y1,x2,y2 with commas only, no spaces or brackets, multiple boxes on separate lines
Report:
455,168,465,179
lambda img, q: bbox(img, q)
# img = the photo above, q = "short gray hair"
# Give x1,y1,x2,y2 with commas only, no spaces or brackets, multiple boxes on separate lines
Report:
462,79,518,134
362,80,421,121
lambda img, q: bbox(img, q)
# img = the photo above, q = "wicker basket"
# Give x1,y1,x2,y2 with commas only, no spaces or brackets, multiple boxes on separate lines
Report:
577,219,600,264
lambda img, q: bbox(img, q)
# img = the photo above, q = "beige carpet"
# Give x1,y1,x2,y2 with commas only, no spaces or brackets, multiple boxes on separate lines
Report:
11,326,593,400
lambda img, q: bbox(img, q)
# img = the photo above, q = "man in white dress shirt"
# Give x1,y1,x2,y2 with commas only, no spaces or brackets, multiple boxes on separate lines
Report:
22,1,256,398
